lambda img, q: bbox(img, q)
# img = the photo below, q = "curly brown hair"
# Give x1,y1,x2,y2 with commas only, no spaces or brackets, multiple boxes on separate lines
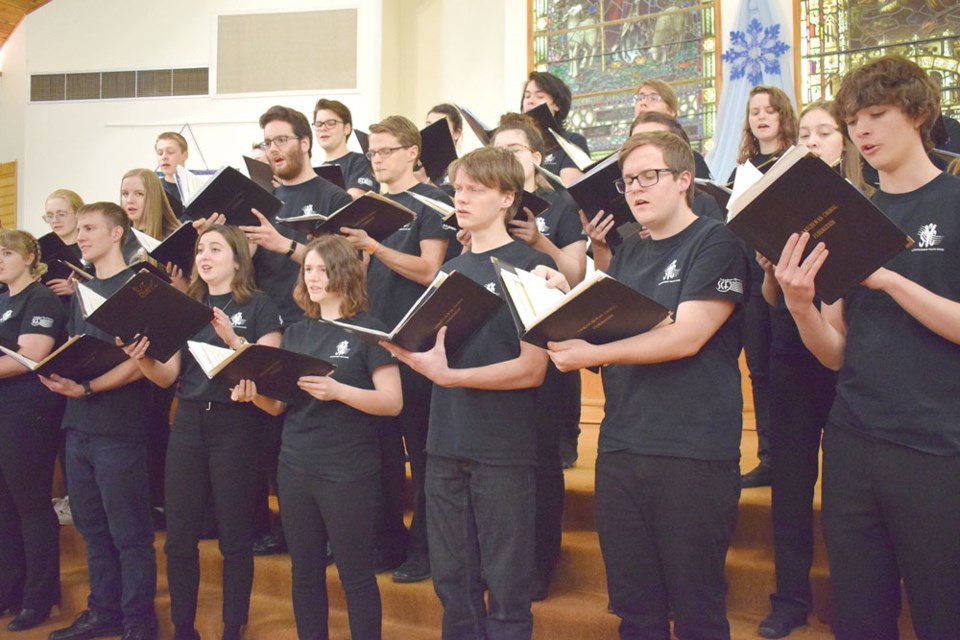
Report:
737,86,798,164
834,55,940,152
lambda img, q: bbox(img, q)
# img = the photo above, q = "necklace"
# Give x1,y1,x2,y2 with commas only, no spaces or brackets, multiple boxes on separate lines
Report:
206,294,234,315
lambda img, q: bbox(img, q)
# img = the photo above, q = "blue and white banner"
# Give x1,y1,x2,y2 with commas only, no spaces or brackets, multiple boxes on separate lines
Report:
706,0,797,182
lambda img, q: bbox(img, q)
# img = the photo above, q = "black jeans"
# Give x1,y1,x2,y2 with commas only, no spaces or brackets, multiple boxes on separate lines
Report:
596,451,740,640
822,425,960,640
426,455,535,640
253,413,282,538
164,400,258,629
278,462,381,640
743,290,773,463
65,430,157,626
768,352,836,620
0,397,64,609
534,366,574,573
397,364,432,559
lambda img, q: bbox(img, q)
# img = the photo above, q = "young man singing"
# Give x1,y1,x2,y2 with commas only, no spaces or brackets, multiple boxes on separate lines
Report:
550,131,749,639
42,203,157,640
384,146,553,639
775,55,960,640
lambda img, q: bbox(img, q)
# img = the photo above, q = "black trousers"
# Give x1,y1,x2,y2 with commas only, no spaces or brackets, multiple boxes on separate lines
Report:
396,365,432,559
163,400,258,629
376,415,409,561
596,451,740,640
279,462,381,640
145,385,174,513
768,352,836,620
822,425,960,640
0,397,64,610
743,291,772,463
253,412,283,538
534,366,577,573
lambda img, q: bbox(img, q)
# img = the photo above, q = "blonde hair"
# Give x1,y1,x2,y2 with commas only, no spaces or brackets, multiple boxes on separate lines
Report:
121,168,180,239
0,229,47,278
45,189,84,214
448,147,525,221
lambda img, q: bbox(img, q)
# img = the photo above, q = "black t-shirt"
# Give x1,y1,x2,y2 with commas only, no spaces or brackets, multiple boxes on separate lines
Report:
600,216,748,461
321,151,379,194
534,187,586,249
829,173,960,455
694,150,713,180
366,183,458,327
177,291,282,404
541,130,590,177
63,268,149,438
253,177,352,325
0,281,67,409
278,313,396,481
426,240,554,466
161,179,186,220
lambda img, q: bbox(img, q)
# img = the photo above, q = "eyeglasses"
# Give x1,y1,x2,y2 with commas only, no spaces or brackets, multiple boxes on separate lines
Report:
43,211,73,223
635,92,663,104
365,146,409,161
313,119,343,130
614,168,677,193
500,143,533,155
257,135,298,151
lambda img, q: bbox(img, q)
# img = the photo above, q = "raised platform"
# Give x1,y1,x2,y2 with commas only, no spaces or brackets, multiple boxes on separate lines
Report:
5,427,918,639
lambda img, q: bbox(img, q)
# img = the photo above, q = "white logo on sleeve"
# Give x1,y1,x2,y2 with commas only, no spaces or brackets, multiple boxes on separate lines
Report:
716,278,744,294
915,223,944,250
358,177,374,187
0,310,11,323
536,217,550,234
484,282,498,294
301,204,316,216
31,315,55,328
659,260,681,285
230,312,246,328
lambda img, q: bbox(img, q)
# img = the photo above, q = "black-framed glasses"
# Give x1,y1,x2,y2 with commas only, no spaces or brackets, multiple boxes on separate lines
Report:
365,146,409,161
313,119,344,130
257,135,298,151
634,92,663,103
614,168,677,193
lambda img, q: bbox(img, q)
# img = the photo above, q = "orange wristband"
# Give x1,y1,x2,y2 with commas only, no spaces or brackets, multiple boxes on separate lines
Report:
367,240,380,254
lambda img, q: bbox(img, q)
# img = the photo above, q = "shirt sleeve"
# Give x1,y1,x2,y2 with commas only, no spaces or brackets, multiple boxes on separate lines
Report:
678,228,749,306
251,295,283,341
550,192,587,248
19,288,66,339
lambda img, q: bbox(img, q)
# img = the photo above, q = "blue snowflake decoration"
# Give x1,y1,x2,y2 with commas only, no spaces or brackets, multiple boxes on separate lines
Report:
721,18,790,85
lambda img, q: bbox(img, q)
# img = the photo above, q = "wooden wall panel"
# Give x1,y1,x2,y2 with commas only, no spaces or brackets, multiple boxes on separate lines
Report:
0,161,17,229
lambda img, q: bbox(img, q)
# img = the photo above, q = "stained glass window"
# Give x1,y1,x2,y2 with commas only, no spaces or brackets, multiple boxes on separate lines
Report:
800,0,960,121
531,1,719,158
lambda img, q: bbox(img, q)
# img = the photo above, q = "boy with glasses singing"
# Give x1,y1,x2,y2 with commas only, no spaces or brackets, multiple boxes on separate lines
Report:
550,131,748,639
312,99,378,200
341,115,458,584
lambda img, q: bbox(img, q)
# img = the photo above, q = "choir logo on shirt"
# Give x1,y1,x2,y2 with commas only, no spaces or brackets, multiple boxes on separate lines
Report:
484,282,498,294
543,153,556,165
0,310,11,323
659,260,681,285
358,177,374,188
31,315,55,328
536,217,550,234
301,204,316,216
331,340,351,359
716,278,744,294
230,312,246,328
914,223,945,252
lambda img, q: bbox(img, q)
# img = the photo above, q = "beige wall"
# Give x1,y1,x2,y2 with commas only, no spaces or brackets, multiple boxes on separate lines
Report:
381,0,528,150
